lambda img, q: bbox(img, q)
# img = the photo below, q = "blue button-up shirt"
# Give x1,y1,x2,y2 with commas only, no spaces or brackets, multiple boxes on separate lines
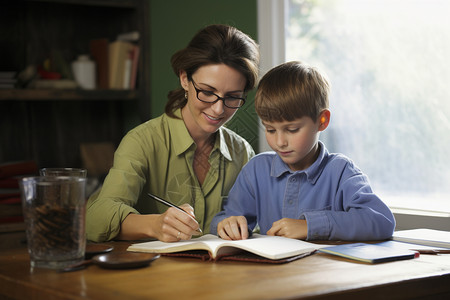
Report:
211,141,395,241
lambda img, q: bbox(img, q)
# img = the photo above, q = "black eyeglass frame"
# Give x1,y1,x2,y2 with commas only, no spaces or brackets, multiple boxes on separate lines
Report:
190,79,246,109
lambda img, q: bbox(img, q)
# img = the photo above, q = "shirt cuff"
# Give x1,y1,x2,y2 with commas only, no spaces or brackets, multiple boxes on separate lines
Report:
209,213,227,235
303,211,331,240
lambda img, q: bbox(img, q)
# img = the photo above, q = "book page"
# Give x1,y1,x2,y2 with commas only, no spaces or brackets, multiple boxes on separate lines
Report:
214,234,327,260
127,234,222,255
128,234,328,260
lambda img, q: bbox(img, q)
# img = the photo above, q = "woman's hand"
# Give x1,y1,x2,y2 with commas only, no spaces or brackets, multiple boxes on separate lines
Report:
217,216,249,240
153,203,201,242
266,218,308,240
117,204,201,242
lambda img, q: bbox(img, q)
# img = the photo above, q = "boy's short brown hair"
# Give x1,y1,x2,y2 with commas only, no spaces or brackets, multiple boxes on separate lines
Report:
255,61,330,122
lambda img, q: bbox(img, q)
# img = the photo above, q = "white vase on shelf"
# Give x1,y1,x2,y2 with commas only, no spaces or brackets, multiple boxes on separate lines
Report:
71,55,96,90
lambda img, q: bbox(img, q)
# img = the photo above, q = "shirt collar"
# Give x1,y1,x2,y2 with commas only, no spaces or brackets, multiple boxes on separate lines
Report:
168,109,195,156
167,108,233,161
271,140,328,184
211,128,230,161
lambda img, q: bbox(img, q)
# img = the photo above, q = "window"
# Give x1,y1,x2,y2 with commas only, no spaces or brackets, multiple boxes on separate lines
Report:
261,0,450,217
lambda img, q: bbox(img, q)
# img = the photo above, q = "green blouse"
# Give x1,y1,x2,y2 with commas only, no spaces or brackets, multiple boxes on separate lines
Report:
86,109,254,242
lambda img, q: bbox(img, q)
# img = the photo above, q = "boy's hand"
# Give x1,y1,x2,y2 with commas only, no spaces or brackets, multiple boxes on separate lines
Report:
217,216,249,240
267,218,308,240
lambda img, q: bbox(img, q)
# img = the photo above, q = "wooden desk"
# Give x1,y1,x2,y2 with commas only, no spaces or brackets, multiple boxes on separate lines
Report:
1,241,450,300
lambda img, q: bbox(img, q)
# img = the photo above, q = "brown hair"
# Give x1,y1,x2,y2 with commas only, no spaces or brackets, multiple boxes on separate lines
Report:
165,24,260,118
255,61,330,122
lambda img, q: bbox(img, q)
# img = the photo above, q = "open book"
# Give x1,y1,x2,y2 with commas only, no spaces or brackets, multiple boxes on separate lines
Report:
127,234,328,263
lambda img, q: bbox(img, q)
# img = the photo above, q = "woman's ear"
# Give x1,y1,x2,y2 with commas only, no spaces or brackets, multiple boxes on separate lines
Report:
179,70,189,90
318,109,331,132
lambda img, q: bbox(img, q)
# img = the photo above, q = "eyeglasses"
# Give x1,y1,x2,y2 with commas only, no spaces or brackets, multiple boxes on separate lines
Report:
190,79,246,109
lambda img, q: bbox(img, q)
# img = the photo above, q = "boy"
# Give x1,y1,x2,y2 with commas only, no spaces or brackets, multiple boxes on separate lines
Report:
210,61,395,241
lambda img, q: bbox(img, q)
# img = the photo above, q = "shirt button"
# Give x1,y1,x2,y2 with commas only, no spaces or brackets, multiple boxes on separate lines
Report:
288,200,293,204
290,178,296,182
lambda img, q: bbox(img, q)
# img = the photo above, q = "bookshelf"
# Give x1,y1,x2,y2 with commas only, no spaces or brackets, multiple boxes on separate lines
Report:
0,0,150,169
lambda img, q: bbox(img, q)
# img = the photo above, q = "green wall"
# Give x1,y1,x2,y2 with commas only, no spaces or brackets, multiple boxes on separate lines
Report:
149,0,259,151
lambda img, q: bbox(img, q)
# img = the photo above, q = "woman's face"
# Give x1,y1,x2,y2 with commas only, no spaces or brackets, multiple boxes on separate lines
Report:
180,64,246,140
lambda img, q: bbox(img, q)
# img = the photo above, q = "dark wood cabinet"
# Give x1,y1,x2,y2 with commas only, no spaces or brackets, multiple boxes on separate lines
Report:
0,0,150,168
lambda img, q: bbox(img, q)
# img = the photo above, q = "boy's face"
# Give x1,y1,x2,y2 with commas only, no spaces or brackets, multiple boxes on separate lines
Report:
262,116,322,171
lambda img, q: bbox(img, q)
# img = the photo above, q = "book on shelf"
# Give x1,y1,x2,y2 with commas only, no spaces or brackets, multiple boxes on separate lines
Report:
0,177,21,189
127,234,328,264
319,243,419,264
0,188,21,222
0,72,16,79
120,44,139,89
392,228,450,249
0,161,38,179
117,31,140,42
0,194,23,225
0,200,22,218
89,38,109,89
108,40,139,90
123,49,132,89
0,191,20,200
0,71,17,89
128,45,140,90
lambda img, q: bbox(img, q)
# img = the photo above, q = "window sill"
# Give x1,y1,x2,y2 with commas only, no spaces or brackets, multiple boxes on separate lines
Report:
391,208,450,231
382,194,450,230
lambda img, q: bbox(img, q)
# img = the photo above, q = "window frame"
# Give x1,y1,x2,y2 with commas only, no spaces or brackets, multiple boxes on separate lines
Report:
256,0,450,230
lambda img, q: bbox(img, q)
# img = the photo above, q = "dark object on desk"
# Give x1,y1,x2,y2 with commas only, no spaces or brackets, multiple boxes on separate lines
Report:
93,252,160,269
319,243,418,264
85,244,114,259
61,252,160,272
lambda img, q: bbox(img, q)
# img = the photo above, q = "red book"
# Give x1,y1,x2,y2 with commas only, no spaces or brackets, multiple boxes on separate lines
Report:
0,216,24,224
129,45,140,89
0,177,21,189
0,161,38,179
0,196,21,204
0,192,20,200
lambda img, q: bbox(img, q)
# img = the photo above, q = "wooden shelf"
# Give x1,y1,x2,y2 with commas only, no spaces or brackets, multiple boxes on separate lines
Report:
0,0,150,168
25,0,140,8
0,0,150,111
0,89,138,101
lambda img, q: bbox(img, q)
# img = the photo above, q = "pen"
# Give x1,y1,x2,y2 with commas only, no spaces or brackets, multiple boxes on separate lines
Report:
147,193,202,233
413,249,450,255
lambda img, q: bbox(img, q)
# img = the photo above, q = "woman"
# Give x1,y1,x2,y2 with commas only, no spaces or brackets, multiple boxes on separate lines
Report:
86,24,260,242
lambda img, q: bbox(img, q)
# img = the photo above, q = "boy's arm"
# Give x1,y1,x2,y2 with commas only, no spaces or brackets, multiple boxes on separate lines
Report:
302,162,395,241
